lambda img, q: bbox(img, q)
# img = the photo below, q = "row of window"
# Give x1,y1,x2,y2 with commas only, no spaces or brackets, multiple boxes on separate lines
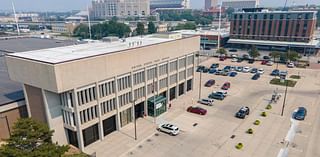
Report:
134,87,145,100
80,105,98,124
77,87,97,106
99,80,115,98
133,71,145,85
118,92,132,107
159,64,168,76
60,92,74,108
117,75,131,91
233,13,313,20
62,110,76,126
100,98,117,115
147,67,157,81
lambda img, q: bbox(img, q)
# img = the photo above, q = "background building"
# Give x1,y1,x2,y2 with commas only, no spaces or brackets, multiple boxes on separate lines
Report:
229,9,319,53
150,0,190,10
5,34,199,151
92,0,150,19
205,0,218,10
222,0,257,11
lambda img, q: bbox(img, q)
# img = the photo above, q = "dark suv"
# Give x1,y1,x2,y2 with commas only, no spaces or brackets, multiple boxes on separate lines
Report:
293,107,307,120
235,106,250,119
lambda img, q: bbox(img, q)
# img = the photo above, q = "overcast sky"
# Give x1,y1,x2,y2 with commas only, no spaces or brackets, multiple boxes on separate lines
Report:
1,0,319,12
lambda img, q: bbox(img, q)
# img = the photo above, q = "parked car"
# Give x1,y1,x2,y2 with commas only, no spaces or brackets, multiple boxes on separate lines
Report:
293,107,307,120
231,58,238,62
235,106,250,119
221,82,231,90
187,106,207,115
263,56,270,60
219,55,227,61
250,68,258,73
248,59,255,64
215,69,223,75
252,73,260,80
242,54,250,60
198,98,214,106
209,92,225,100
229,71,238,77
287,62,295,68
157,123,179,136
205,79,215,87
257,68,264,74
230,66,236,71
196,66,205,72
229,49,238,52
202,67,209,73
222,70,229,76
267,61,274,66
243,66,251,73
213,91,227,97
271,69,280,76
231,54,238,58
211,63,219,68
279,71,288,77
236,66,243,72
261,60,268,65
208,68,217,74
237,58,244,62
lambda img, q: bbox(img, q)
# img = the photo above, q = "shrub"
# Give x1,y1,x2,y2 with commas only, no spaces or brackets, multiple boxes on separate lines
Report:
247,128,253,134
235,143,243,149
261,112,267,117
254,120,260,125
266,104,272,110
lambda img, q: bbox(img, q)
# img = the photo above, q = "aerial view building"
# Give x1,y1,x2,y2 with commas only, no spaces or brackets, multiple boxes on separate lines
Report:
5,33,199,151
150,0,190,10
222,0,257,11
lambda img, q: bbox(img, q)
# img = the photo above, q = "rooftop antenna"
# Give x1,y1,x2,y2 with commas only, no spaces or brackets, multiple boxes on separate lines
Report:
87,5,92,39
12,1,20,36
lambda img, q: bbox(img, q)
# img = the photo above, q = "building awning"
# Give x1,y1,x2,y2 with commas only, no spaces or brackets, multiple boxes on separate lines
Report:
228,39,320,48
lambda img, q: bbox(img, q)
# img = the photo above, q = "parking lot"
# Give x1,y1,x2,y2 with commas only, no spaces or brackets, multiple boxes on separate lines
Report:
121,57,320,157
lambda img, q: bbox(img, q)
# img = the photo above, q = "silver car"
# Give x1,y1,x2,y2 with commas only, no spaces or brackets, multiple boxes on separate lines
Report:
198,98,214,106
157,123,180,136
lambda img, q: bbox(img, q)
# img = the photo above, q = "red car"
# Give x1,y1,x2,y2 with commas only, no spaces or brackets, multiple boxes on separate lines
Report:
221,82,231,90
261,60,268,65
187,106,207,115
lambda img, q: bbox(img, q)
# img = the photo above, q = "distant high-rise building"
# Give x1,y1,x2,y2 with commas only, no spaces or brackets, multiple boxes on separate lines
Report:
91,0,150,19
150,0,190,10
205,0,218,10
222,0,257,11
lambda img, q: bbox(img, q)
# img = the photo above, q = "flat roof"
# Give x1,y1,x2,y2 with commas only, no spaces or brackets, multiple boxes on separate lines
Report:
174,29,230,38
7,35,176,64
228,39,320,48
234,10,317,14
0,37,79,105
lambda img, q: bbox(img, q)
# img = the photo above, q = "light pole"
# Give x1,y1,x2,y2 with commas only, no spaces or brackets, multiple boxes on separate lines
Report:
281,79,288,116
198,71,202,100
0,115,11,135
131,99,137,140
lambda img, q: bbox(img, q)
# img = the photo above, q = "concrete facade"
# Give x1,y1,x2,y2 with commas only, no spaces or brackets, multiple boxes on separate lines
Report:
5,35,200,151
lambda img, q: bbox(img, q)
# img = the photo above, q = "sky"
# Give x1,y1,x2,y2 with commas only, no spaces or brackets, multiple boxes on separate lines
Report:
1,0,319,12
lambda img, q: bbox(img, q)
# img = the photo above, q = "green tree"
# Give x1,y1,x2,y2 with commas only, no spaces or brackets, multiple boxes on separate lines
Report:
248,45,260,59
269,51,281,62
136,22,145,35
216,48,227,55
0,118,69,157
147,21,157,34
73,24,90,39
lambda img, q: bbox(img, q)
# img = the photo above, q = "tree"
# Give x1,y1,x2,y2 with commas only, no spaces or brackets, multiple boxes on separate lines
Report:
147,21,157,34
216,48,227,55
248,45,260,59
73,24,90,39
136,22,145,35
0,118,69,157
287,51,301,62
269,51,281,62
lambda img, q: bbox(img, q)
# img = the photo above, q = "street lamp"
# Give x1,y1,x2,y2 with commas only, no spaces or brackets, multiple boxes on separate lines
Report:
0,115,11,135
131,99,137,140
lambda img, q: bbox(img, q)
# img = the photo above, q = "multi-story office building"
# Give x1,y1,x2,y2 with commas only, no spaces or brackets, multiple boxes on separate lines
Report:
150,0,190,10
222,0,257,11
205,0,218,10
5,33,199,151
228,9,319,53
91,0,150,19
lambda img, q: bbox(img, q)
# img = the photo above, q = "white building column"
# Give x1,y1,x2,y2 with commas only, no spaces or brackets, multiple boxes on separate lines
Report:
72,89,85,151
95,82,104,141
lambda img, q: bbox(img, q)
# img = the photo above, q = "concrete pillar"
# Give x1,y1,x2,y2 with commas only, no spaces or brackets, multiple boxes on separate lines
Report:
72,89,85,151
114,76,121,130
166,61,170,104
22,84,31,117
184,55,188,94
95,82,104,141
143,67,148,116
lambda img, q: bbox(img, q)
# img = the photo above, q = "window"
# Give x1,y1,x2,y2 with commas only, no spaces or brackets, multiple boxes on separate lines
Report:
187,67,194,77
117,75,131,91
147,67,157,81
80,105,98,124
83,124,99,147
159,78,168,90
179,71,186,81
133,71,145,85
159,64,168,76
187,55,194,65
60,91,74,108
99,80,115,98
147,82,157,95
77,86,97,106
134,87,145,100
169,60,178,72
100,98,116,115
179,57,186,69
170,74,177,85
118,92,132,107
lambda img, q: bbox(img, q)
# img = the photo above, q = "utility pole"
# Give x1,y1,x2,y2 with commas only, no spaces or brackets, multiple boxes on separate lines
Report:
132,99,137,140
